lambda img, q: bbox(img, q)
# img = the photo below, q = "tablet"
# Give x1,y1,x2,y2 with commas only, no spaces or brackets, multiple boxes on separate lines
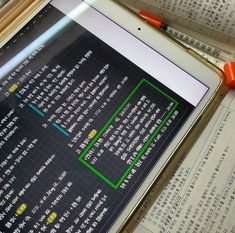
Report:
0,0,225,232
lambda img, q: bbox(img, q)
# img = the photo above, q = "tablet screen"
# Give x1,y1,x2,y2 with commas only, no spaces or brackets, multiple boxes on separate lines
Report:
0,1,207,232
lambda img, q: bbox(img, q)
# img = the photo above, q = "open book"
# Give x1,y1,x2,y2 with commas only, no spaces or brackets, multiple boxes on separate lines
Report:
121,0,235,70
120,1,235,232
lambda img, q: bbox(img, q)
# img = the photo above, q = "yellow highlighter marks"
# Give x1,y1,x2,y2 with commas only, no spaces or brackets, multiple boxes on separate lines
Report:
88,129,97,139
47,212,57,224
16,203,27,215
8,83,18,93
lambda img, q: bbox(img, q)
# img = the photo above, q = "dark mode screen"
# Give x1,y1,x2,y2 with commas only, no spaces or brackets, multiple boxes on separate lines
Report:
0,5,194,232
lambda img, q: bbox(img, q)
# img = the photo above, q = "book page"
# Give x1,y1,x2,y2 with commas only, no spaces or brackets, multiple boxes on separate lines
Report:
132,89,235,233
121,0,235,47
180,41,227,69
